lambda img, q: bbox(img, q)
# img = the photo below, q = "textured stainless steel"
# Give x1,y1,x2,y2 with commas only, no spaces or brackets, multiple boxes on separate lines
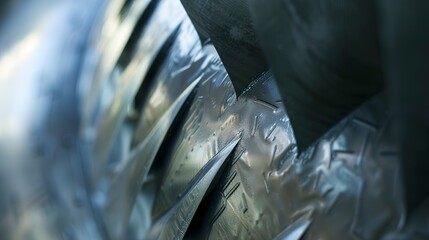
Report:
146,135,241,240
2,0,428,239
100,77,200,239
149,52,428,239
262,96,429,240
85,12,224,239
151,57,239,218
152,70,297,239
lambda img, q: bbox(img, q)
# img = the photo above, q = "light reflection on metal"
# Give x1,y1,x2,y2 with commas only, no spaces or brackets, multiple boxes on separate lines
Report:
0,32,40,81
99,76,200,240
81,0,151,125
1,0,428,239
89,0,186,188
273,219,311,240
146,134,241,240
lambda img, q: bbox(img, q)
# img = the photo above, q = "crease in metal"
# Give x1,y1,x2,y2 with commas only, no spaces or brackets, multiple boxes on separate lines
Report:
146,134,241,240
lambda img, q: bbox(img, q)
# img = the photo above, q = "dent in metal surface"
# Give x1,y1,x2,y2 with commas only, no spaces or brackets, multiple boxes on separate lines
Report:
146,135,241,240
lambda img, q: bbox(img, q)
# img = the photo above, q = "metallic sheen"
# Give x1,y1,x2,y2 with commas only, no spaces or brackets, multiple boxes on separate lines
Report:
87,0,186,187
146,135,241,240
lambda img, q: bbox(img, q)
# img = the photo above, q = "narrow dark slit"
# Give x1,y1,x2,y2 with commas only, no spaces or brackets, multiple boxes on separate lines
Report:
116,0,160,68
119,0,135,20
132,25,182,111
184,154,236,240
147,84,197,171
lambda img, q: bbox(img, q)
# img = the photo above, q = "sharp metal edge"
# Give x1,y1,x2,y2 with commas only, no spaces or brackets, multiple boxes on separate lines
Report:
146,134,242,240
82,0,152,127
99,77,200,240
131,17,204,145
90,0,186,187
273,219,311,240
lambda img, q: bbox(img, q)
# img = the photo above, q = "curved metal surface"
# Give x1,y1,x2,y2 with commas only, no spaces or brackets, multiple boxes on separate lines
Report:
1,0,428,239
132,17,207,145
88,0,186,188
246,0,383,152
149,53,428,239
80,0,151,126
0,0,104,239
88,15,221,239
151,67,297,239
146,135,241,240
151,53,238,218
255,96,428,239
187,73,298,239
100,77,199,239
200,88,428,239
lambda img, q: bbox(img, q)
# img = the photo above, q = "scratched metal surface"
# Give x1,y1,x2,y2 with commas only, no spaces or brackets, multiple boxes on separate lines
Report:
85,9,213,239
201,95,404,240
93,1,429,236
189,73,299,240
147,136,241,240
152,67,298,238
188,90,428,239
149,42,428,239
151,57,236,218
1,0,428,239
